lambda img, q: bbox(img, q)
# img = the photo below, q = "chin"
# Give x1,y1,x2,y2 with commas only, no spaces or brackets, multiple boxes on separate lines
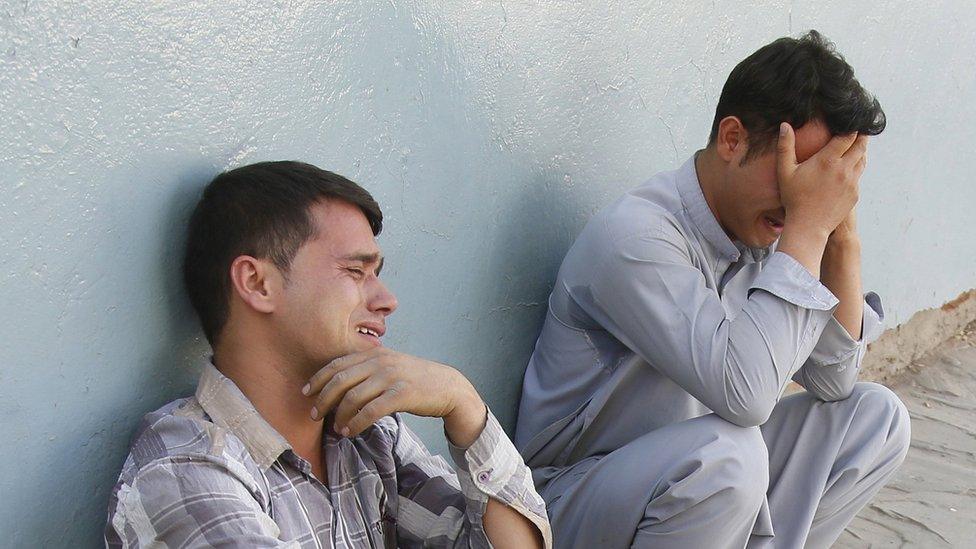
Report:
742,234,776,250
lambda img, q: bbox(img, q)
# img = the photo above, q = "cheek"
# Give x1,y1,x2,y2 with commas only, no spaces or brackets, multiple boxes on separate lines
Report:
760,165,782,204
743,180,781,216
318,280,366,323
764,181,782,205
742,158,780,204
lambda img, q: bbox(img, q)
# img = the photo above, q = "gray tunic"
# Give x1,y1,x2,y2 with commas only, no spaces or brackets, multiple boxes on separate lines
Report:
515,154,885,541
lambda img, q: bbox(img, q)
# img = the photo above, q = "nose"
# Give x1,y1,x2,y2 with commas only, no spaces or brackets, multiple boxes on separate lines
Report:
367,277,398,316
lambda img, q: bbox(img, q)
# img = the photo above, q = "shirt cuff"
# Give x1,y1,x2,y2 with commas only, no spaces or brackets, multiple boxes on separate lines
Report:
807,292,885,367
447,407,554,548
862,291,886,342
751,251,839,311
447,407,520,494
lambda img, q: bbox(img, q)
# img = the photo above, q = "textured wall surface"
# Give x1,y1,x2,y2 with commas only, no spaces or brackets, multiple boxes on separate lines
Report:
2,1,974,546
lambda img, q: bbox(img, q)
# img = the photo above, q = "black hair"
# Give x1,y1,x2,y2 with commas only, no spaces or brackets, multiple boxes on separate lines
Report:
709,30,885,161
183,161,382,346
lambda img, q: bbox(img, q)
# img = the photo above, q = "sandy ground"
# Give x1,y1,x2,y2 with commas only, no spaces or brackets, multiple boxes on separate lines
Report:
836,322,976,547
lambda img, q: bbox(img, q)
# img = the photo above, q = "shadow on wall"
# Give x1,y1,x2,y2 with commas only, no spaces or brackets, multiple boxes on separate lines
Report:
3,162,215,548
476,169,590,428
142,163,214,396
84,164,212,545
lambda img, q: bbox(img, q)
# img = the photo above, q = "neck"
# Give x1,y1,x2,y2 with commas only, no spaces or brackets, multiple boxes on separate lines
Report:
213,327,325,466
694,147,733,238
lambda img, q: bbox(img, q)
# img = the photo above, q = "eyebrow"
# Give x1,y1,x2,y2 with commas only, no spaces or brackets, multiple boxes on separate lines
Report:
340,252,385,275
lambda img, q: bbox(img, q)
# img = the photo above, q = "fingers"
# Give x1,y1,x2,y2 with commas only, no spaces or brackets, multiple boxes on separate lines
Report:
304,347,383,397
331,377,391,431
843,134,869,161
822,131,859,158
311,364,373,420
341,390,402,437
776,122,797,174
853,153,868,180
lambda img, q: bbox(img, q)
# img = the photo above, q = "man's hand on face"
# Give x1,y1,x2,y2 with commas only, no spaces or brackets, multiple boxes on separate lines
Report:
303,348,488,448
776,122,868,238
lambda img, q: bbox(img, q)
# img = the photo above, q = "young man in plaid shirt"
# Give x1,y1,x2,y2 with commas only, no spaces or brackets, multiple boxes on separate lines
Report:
105,161,550,548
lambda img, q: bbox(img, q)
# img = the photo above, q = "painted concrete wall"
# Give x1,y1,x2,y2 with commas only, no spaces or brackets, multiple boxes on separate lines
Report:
2,1,974,545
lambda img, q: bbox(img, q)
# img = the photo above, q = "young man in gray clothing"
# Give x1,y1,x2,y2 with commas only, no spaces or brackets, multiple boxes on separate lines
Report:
516,31,910,549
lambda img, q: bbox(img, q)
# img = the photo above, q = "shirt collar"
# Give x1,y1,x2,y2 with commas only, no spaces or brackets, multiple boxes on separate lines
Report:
676,153,770,264
195,361,292,470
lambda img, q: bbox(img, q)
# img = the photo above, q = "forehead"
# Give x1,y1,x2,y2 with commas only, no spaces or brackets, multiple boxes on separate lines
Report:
306,199,380,257
792,119,833,163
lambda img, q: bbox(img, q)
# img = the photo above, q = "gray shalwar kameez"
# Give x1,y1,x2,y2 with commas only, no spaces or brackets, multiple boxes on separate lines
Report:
515,155,910,549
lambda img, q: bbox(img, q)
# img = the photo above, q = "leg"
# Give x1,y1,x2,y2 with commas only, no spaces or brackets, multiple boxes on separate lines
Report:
543,413,769,549
754,382,911,549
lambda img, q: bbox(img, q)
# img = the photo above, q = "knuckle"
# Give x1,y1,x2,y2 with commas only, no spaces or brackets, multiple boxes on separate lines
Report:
387,382,402,397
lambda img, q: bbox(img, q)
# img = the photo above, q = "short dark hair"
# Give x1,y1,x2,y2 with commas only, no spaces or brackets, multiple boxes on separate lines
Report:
183,161,383,346
708,30,885,161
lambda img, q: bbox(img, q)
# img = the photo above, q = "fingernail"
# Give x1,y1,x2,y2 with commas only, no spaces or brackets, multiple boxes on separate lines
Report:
780,123,788,136
301,383,310,396
340,426,350,437
310,408,318,420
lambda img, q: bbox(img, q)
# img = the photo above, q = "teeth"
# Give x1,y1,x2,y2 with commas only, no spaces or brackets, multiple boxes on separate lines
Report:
357,327,379,337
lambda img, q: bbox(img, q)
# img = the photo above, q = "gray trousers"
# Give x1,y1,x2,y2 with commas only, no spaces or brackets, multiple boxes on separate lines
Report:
540,382,911,549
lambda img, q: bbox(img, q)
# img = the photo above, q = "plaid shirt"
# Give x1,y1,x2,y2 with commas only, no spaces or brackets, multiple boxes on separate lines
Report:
105,363,551,548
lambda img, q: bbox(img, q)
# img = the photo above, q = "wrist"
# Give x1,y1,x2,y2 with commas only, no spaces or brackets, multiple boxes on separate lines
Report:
783,213,832,241
443,376,487,448
826,232,861,251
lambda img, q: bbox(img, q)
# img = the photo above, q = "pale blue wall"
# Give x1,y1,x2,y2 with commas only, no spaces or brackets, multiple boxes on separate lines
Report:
2,1,975,546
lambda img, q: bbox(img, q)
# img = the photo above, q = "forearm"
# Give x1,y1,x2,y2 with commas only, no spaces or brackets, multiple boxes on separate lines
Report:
776,216,831,278
442,384,488,449
820,236,863,339
484,500,545,549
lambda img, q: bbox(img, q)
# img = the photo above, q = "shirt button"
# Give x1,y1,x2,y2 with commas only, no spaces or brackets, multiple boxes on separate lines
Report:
477,469,492,483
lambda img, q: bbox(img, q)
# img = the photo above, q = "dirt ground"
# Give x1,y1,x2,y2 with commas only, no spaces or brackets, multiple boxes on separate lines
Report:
836,321,976,547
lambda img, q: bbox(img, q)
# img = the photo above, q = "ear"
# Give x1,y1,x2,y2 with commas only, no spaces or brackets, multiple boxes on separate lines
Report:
228,255,279,314
715,116,749,163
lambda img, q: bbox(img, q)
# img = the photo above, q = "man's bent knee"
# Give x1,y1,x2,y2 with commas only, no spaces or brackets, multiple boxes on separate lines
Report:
849,382,911,459
695,415,769,504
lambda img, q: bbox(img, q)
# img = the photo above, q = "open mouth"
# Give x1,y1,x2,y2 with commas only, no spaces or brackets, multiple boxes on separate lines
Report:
356,326,380,337
762,215,785,234
355,324,385,347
